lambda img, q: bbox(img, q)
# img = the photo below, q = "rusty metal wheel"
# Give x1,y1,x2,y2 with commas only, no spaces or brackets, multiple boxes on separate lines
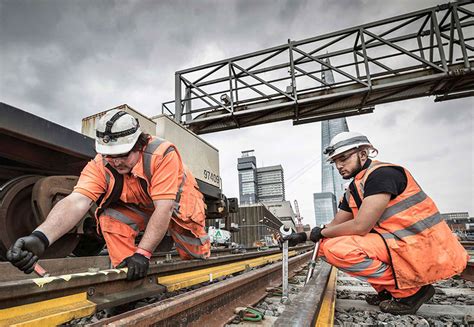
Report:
31,176,104,258
0,175,83,259
0,175,45,259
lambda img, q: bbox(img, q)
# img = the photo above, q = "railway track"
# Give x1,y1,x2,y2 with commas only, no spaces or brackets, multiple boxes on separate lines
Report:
0,246,313,326
0,242,471,326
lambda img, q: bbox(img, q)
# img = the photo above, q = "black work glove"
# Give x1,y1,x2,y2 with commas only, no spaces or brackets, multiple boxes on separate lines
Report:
309,226,325,243
117,253,150,281
6,232,48,274
282,232,307,247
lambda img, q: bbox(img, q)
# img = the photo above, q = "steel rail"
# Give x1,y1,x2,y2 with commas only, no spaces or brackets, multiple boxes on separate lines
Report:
0,246,312,326
0,246,311,309
88,251,313,326
0,246,271,282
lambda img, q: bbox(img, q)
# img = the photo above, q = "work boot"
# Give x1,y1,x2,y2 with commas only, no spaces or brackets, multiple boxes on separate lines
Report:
379,284,435,315
365,290,392,305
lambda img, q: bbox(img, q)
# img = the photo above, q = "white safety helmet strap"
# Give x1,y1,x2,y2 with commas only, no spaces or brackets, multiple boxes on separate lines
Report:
323,135,371,157
95,110,142,155
96,111,140,143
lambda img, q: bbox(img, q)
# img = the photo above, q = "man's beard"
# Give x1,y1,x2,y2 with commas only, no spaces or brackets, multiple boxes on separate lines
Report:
344,156,363,179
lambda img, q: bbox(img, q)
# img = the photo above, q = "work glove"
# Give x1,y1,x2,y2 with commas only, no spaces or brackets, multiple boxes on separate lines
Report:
6,231,48,274
309,226,325,243
282,232,307,247
117,253,150,281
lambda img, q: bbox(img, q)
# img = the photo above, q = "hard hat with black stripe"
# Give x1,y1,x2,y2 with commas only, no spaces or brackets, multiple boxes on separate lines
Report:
95,110,142,155
324,131,373,162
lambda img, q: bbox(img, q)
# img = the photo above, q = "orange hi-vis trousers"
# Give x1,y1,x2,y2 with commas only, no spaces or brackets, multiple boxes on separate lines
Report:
98,204,211,267
318,233,421,298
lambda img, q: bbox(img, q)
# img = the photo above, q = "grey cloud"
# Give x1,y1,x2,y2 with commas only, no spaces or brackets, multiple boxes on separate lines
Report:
1,0,471,221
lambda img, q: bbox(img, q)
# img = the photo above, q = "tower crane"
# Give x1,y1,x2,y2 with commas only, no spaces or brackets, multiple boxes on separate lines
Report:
294,200,304,232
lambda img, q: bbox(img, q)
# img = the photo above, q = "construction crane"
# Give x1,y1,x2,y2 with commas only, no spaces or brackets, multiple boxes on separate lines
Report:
294,200,304,233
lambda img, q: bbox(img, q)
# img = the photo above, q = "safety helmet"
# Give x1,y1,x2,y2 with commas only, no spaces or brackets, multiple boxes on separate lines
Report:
95,110,142,155
324,131,372,161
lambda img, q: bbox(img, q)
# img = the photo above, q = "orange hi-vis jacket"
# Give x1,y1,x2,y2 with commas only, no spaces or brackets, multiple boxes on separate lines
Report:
75,137,209,246
346,161,468,289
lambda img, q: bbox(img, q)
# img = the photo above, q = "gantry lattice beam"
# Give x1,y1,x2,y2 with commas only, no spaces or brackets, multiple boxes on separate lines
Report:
162,1,474,134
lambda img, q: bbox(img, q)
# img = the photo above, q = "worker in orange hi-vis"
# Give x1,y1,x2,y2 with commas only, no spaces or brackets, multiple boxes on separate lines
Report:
7,110,210,281
283,131,469,315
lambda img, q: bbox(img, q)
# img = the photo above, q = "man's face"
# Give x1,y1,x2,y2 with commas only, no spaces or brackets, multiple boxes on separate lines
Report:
331,149,365,179
104,150,141,174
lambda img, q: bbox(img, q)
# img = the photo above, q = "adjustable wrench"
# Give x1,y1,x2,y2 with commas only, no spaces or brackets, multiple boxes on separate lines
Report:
279,225,292,304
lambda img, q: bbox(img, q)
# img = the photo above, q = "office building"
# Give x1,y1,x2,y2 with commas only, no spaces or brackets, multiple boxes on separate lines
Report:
313,192,337,226
256,165,285,203
237,150,258,205
238,151,286,205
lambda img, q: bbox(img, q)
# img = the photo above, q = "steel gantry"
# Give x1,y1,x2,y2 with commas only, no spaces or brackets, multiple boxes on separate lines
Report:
163,1,474,134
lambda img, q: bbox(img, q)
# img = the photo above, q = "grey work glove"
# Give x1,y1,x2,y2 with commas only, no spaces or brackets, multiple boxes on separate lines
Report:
117,253,150,281
6,232,48,274
282,232,307,247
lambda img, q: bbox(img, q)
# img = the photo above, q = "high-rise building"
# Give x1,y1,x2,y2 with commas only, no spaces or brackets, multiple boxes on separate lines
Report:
238,151,286,205
313,192,337,226
314,58,350,226
256,165,285,202
320,59,349,202
237,150,258,205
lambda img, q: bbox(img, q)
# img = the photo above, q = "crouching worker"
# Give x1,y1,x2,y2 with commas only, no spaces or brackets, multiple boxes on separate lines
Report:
284,132,468,315
7,110,210,280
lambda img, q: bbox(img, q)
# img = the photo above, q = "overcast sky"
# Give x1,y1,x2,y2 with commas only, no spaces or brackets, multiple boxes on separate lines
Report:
1,0,472,227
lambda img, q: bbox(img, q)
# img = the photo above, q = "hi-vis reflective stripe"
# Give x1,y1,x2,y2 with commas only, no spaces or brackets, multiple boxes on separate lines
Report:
379,191,428,222
172,172,187,217
0,292,96,327
103,208,139,231
142,138,185,217
336,257,389,279
171,229,210,245
381,212,443,240
174,242,206,259
369,262,390,278
143,138,166,182
122,203,151,224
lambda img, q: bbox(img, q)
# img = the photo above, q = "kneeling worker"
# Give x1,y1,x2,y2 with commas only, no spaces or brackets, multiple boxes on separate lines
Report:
284,131,468,315
7,110,210,280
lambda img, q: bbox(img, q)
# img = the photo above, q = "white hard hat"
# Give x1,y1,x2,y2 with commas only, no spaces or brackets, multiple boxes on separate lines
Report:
324,131,372,161
95,110,142,155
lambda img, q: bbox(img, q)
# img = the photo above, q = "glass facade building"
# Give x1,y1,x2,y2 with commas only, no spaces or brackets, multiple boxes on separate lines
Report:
314,58,350,226
237,152,286,205
237,150,258,204
313,193,337,226
257,165,285,203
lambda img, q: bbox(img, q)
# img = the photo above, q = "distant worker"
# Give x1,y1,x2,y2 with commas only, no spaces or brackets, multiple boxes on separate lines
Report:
284,131,468,315
7,110,210,280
